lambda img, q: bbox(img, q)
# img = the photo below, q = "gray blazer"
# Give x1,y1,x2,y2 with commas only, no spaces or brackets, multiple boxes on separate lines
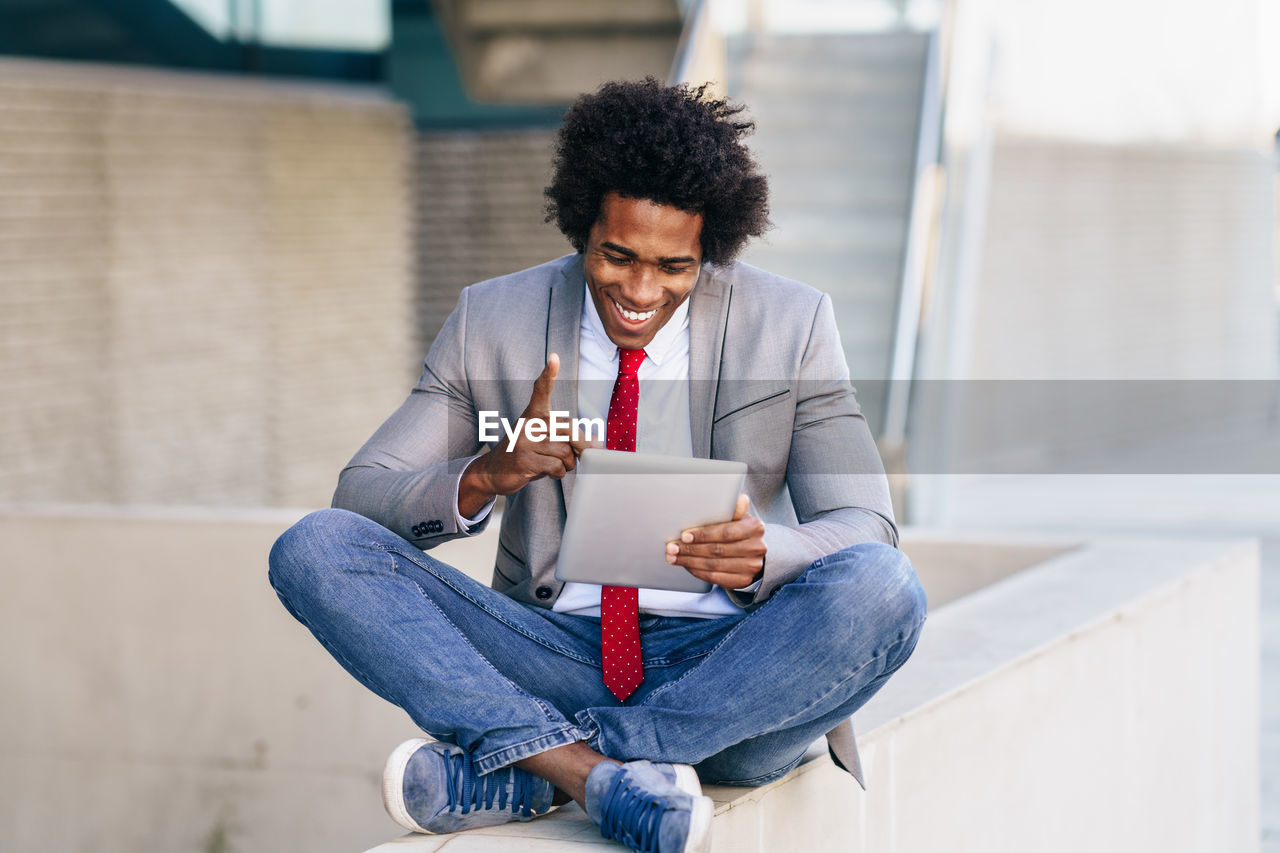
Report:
334,253,896,788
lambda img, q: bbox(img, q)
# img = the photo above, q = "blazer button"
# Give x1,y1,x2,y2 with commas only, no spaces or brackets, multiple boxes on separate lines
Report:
534,585,553,600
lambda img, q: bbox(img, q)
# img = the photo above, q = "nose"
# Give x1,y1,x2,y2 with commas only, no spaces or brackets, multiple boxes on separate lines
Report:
618,265,662,309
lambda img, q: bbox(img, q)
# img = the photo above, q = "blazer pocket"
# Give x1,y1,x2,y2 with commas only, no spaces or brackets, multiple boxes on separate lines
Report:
495,539,526,585
712,388,792,429
711,388,794,480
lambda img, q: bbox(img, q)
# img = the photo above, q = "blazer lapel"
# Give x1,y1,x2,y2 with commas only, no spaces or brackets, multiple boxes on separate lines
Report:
548,255,584,508
688,265,730,458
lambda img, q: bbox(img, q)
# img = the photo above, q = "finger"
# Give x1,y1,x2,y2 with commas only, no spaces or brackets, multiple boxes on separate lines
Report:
567,436,602,457
527,433,577,465
679,515,763,546
666,537,762,561
668,545,764,570
682,494,751,543
533,432,591,468
528,353,560,414
675,550,762,578
684,565,763,589
525,452,569,481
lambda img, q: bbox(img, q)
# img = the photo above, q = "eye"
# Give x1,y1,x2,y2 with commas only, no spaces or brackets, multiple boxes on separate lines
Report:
604,253,630,266
662,265,692,275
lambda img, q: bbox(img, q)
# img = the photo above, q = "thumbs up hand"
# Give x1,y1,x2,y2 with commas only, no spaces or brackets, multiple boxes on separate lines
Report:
523,352,561,424
459,354,598,516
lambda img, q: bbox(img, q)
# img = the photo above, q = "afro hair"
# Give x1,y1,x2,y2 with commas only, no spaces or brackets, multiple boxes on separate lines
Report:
544,78,770,266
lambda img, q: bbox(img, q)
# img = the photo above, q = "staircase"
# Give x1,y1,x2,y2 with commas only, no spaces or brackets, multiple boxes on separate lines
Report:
727,32,931,432
433,0,684,104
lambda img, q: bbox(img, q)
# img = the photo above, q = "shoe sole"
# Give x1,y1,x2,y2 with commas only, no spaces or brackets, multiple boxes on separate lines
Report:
382,737,434,834
670,763,702,798
685,794,714,853
386,745,698,839
666,764,711,853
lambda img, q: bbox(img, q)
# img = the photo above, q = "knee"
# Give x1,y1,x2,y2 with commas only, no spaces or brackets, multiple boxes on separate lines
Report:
813,542,928,644
267,508,373,598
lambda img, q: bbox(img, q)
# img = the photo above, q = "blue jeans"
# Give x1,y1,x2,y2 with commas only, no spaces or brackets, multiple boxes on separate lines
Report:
268,509,926,785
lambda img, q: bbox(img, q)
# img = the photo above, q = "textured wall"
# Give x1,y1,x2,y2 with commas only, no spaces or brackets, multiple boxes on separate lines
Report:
0,58,417,509
970,138,1276,380
905,137,1280,478
412,128,572,352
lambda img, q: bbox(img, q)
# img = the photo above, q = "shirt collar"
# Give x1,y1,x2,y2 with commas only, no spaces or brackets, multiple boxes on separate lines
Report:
580,278,692,368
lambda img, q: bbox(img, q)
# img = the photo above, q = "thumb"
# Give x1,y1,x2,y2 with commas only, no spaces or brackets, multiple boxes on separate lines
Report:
529,353,559,413
732,493,749,521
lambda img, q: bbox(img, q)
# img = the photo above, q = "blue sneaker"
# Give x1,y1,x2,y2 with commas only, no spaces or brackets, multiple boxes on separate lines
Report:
382,738,557,834
585,760,713,853
649,762,703,799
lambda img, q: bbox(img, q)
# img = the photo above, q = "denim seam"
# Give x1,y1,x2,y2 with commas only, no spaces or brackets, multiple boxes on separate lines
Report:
618,588,920,764
641,650,712,667
684,635,916,785
386,545,599,666
673,554,919,719
571,616,723,668
634,579,788,709
380,544,567,726
711,751,807,787
771,629,919,733
574,709,604,753
472,726,592,775
272,591,386,718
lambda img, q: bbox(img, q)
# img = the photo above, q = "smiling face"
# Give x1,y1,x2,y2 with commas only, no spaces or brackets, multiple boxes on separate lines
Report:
584,192,704,350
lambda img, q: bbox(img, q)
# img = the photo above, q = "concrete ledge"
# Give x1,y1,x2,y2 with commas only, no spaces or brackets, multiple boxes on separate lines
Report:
847,534,1259,852
0,510,1258,853
365,530,1259,852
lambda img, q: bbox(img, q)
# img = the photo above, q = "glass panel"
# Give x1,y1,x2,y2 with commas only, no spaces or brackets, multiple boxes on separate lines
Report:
257,0,390,51
169,0,233,38
169,0,389,51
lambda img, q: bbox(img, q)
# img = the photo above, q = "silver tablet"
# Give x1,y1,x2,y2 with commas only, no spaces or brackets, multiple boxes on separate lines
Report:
555,449,748,593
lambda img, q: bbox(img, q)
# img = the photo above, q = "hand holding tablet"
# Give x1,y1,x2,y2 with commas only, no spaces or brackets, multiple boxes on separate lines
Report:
554,449,749,593
665,492,767,592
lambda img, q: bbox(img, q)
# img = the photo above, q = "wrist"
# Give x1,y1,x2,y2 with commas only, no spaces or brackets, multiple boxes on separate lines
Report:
458,455,497,518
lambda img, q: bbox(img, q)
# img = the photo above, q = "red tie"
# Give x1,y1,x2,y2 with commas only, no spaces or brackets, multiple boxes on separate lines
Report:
600,347,646,701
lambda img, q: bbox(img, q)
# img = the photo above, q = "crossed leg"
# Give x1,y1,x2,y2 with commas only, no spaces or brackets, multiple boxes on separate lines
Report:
268,509,926,801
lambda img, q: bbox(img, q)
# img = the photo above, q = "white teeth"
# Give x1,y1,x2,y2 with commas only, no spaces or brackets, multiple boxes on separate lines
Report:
613,298,657,322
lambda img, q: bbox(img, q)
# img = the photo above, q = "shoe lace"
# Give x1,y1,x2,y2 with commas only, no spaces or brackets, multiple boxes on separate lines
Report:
598,772,666,853
444,752,537,817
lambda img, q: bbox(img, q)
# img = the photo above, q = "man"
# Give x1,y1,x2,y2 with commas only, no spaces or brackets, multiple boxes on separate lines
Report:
269,79,926,853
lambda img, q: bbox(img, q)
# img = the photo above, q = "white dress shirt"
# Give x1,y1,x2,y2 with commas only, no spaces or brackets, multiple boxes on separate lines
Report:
453,280,749,618
552,282,742,618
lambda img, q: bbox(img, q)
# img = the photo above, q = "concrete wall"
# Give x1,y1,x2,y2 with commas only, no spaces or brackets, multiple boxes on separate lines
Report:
843,535,1260,853
0,57,417,509
0,510,1257,852
1,509,391,853
907,136,1279,486
968,138,1275,381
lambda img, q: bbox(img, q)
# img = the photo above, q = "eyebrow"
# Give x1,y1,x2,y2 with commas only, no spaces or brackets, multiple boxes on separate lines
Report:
600,242,697,265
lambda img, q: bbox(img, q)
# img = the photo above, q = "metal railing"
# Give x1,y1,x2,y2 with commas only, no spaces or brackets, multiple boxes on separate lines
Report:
882,0,957,444
668,0,708,85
